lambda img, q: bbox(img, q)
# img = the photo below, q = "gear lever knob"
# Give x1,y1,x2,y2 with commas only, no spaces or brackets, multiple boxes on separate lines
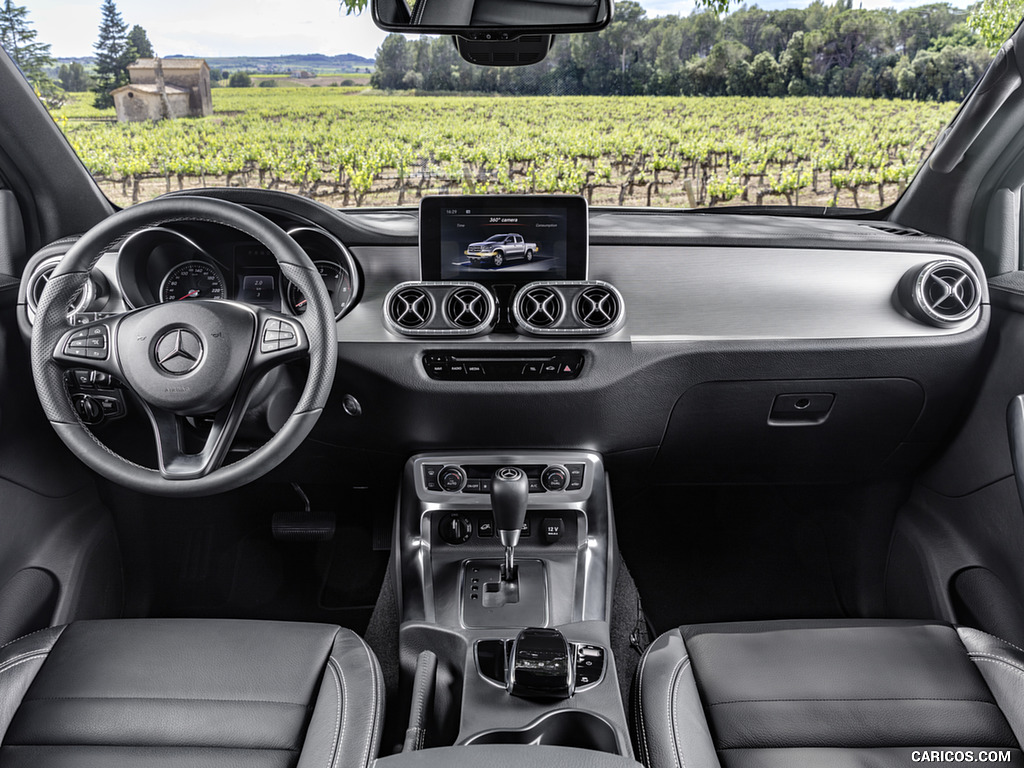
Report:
491,466,529,547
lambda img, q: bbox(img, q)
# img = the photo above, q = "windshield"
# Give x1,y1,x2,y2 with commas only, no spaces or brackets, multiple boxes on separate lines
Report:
4,0,1014,211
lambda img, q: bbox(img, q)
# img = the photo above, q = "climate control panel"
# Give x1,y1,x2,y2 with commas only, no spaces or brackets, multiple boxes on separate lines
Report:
423,462,585,494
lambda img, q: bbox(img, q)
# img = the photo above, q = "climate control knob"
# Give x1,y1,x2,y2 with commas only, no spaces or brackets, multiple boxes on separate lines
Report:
439,465,467,492
541,464,569,492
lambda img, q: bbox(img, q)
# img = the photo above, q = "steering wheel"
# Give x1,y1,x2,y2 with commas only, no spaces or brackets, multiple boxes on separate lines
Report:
30,197,337,497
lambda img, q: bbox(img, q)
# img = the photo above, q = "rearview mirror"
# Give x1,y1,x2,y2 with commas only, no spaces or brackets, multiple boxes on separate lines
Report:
371,0,613,36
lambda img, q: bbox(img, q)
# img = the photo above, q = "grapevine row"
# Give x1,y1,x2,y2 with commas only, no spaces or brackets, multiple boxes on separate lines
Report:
52,89,959,208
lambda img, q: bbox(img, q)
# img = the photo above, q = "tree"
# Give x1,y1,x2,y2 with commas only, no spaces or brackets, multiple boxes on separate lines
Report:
58,62,91,91
228,71,252,87
370,34,412,89
969,0,1024,51
0,0,63,105
127,24,154,59
92,0,134,108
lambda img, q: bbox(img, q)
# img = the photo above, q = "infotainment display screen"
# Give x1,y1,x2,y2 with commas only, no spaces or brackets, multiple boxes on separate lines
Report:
419,195,588,282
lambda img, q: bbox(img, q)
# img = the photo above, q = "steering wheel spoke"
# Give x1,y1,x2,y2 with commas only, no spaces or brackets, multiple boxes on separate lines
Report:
145,399,247,480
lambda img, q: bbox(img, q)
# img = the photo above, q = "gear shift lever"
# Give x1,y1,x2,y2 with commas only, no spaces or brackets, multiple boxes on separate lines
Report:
491,466,529,581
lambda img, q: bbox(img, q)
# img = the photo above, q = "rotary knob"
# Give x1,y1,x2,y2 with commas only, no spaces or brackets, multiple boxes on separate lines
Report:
439,465,467,492
541,464,569,492
439,513,472,544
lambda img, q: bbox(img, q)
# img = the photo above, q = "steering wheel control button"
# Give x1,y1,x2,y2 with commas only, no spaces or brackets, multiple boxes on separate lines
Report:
155,328,202,374
64,324,108,360
542,517,564,544
261,318,299,354
541,464,569,492
439,512,473,545
439,465,467,492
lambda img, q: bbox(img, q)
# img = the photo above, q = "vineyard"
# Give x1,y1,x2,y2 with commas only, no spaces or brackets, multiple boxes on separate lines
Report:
51,88,960,209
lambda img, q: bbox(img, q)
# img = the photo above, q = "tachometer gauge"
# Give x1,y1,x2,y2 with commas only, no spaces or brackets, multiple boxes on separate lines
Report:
287,261,351,316
160,261,226,303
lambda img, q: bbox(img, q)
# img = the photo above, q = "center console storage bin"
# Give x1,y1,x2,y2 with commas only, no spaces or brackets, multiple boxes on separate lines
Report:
461,710,619,752
376,745,641,768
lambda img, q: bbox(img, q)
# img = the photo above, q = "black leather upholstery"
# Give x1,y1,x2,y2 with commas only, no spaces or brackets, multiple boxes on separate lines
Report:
0,619,383,768
636,619,1024,768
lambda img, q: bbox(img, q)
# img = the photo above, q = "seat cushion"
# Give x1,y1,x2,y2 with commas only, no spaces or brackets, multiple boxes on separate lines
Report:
0,619,383,768
635,619,1024,768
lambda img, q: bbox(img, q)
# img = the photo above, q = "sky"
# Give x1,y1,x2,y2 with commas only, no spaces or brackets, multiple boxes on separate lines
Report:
26,0,971,60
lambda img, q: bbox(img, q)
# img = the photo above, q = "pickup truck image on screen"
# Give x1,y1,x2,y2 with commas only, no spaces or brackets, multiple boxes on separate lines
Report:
439,208,568,280
465,234,537,267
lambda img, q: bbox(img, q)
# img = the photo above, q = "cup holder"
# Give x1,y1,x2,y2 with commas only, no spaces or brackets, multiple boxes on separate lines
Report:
461,710,619,753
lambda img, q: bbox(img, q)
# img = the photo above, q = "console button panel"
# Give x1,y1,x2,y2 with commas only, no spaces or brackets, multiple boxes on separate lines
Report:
475,638,607,693
436,510,573,546
422,462,585,494
423,351,584,381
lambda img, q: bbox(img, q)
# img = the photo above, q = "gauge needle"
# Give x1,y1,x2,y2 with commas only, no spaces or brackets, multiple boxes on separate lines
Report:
295,299,307,308
178,289,200,300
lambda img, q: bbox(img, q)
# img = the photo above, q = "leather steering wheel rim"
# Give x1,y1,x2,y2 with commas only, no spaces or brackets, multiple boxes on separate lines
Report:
30,196,337,497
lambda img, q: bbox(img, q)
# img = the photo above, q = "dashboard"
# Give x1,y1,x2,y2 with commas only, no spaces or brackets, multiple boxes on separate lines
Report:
16,188,991,488
24,212,359,328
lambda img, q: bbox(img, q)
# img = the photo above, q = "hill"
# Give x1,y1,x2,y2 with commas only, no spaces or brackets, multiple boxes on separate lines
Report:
56,53,374,74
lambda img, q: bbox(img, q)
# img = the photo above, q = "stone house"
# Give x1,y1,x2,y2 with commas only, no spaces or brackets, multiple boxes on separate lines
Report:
112,58,213,122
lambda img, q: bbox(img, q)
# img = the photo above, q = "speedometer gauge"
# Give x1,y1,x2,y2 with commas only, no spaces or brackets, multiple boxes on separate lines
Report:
287,261,352,316
160,261,226,303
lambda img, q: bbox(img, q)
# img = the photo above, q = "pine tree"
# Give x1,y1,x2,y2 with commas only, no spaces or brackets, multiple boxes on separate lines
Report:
0,0,63,105
92,0,134,108
127,24,153,59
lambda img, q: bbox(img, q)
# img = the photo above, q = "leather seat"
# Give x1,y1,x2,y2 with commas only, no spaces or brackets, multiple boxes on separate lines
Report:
0,619,383,768
635,619,1024,768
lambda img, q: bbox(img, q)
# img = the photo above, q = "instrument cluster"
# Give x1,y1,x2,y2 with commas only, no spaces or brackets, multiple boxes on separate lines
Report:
115,223,359,320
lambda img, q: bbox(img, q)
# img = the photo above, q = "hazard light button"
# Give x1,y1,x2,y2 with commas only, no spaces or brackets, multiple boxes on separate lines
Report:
552,357,583,378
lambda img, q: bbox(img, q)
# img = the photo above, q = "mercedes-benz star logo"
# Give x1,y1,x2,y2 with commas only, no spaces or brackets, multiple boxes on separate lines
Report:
155,329,203,375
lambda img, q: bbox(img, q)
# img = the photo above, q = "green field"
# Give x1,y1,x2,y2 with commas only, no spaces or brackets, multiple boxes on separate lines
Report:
51,88,960,209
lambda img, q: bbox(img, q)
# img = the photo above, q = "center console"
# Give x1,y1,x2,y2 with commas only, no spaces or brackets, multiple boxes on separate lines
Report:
393,451,635,759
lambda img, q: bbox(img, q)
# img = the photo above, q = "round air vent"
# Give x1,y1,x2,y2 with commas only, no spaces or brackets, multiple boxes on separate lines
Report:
575,286,620,328
519,287,562,328
27,260,93,320
445,287,489,328
388,287,432,329
899,260,981,327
